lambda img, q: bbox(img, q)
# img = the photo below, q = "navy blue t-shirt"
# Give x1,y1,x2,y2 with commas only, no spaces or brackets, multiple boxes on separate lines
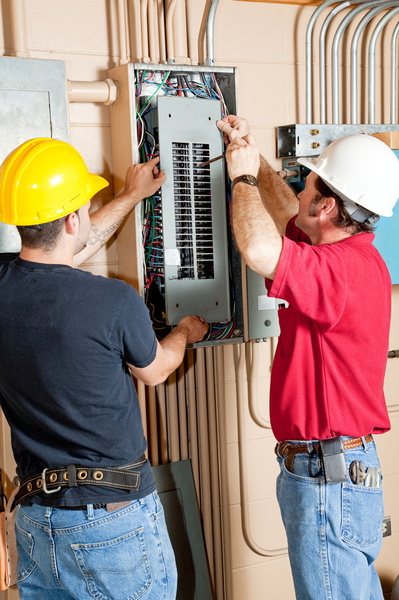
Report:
0,254,157,506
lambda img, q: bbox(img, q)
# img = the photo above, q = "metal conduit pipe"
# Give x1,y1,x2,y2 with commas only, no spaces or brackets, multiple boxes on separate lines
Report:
117,0,129,64
157,0,167,63
196,347,215,581
148,0,160,63
129,0,143,63
156,382,169,464
186,350,200,495
167,371,180,462
216,345,233,600
140,0,150,62
67,80,118,104
177,363,188,460
391,22,399,122
137,380,148,444
350,1,399,124
147,385,159,466
235,344,288,557
206,347,223,600
165,0,179,63
205,0,221,66
319,2,353,124
305,0,340,124
10,0,28,57
331,0,386,124
248,341,271,429
368,6,399,123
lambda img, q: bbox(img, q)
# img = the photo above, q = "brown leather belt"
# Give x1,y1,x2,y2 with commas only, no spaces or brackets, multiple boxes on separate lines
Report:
276,434,373,457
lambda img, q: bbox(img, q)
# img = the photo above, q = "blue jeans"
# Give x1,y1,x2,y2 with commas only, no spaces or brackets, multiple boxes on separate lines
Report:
15,491,177,600
276,439,384,600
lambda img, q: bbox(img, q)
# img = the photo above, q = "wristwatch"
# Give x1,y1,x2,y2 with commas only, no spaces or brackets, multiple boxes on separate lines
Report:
231,174,259,189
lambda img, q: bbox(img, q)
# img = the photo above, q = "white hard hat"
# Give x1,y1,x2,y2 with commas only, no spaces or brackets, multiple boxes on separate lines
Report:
297,134,399,219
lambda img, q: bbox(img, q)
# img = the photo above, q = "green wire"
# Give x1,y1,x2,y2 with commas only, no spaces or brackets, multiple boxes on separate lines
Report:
138,71,170,117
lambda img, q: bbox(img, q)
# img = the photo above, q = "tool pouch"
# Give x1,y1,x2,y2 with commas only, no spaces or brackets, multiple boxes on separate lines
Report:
319,437,349,484
0,470,18,590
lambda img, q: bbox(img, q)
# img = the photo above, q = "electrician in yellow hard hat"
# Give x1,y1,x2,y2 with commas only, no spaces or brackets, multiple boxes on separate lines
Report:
217,116,399,600
0,138,207,599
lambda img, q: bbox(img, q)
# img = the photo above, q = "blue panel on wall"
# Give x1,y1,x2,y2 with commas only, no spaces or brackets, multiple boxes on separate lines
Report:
372,150,399,284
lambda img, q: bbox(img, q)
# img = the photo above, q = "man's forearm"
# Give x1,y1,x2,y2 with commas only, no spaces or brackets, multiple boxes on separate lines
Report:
73,192,137,267
232,181,282,280
257,156,299,234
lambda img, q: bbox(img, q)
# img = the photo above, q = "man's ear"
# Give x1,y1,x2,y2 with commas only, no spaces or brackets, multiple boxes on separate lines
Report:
65,211,79,235
320,196,337,216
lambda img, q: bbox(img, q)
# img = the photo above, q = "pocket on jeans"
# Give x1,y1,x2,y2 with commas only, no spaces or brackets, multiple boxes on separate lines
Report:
72,527,152,600
341,483,383,549
15,525,36,582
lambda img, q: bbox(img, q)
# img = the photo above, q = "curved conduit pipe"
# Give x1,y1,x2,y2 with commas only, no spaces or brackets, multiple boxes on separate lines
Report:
319,1,354,124
391,22,399,122
368,6,399,123
165,0,179,63
350,1,399,124
236,344,288,557
331,0,387,124
247,341,271,429
305,0,340,124
205,0,221,66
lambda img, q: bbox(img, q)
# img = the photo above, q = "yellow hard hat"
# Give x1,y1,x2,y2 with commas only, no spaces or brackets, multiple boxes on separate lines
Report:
0,138,109,226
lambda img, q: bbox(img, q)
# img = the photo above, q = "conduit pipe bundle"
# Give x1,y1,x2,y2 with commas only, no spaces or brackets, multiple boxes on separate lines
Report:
306,0,399,124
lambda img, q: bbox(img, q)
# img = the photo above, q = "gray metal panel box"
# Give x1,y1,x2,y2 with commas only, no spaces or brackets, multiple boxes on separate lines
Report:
0,57,69,252
157,96,230,325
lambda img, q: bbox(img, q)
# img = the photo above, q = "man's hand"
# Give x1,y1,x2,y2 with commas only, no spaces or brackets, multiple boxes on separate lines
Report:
174,315,208,344
225,135,260,181
119,156,166,207
217,115,250,144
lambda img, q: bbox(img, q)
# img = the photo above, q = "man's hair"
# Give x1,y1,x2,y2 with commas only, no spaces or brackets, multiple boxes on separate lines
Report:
313,175,375,234
17,214,70,252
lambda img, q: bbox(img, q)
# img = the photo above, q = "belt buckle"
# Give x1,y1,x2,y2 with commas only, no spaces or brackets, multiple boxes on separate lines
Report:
41,468,61,494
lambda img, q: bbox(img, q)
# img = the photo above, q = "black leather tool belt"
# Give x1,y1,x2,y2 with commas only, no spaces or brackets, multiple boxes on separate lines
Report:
13,455,146,508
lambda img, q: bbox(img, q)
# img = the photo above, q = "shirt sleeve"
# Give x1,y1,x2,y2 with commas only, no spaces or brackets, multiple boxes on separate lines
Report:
114,286,158,368
267,234,349,330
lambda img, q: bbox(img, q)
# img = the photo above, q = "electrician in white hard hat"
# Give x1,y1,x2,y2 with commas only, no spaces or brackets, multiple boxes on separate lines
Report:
217,116,399,600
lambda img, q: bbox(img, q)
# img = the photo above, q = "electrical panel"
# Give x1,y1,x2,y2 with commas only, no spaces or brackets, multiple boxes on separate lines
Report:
150,95,230,324
108,62,285,344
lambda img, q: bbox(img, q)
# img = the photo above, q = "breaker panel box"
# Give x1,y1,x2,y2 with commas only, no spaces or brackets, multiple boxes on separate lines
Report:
153,95,230,324
108,62,285,344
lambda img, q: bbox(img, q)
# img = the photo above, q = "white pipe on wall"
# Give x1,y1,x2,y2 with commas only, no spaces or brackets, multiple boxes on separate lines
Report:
248,341,271,429
148,0,160,63
117,0,129,64
157,0,167,63
67,80,118,104
235,343,288,557
129,0,143,63
140,0,150,62
10,0,28,57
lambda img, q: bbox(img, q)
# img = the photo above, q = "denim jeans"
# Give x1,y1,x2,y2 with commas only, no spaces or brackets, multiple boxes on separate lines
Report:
15,491,177,600
276,438,384,600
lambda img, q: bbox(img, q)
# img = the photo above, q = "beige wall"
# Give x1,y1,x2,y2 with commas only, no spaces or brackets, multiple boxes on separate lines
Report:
1,1,399,599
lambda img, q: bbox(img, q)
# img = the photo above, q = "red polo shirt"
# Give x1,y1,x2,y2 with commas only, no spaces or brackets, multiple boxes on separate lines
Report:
266,217,391,442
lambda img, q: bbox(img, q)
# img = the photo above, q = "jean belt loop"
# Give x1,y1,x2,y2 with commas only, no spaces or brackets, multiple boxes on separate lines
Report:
307,441,314,454
86,504,95,520
361,436,368,451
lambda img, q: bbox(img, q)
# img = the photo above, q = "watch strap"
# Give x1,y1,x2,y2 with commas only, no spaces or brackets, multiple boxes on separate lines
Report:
231,174,259,189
